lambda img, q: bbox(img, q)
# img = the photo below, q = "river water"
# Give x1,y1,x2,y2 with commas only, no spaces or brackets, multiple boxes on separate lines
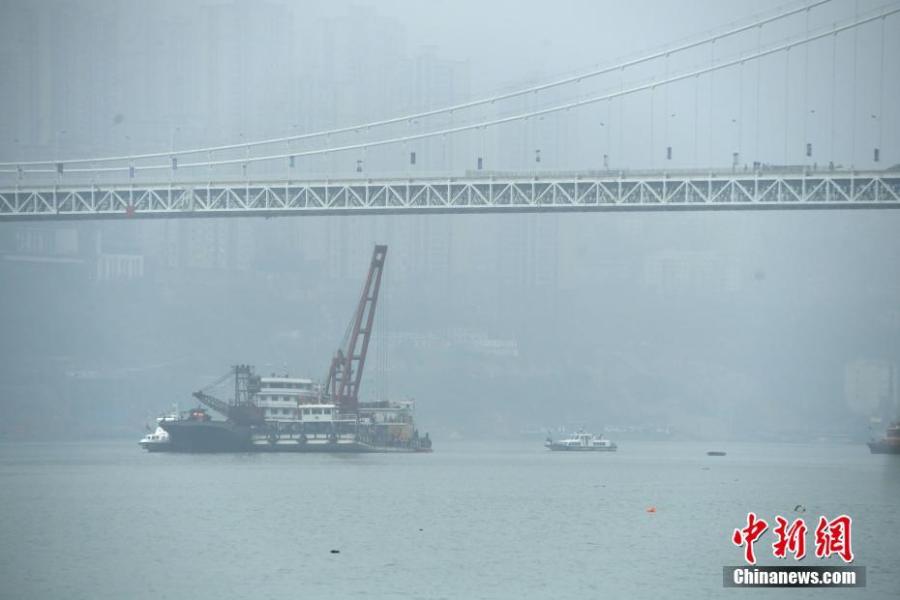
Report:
1,440,898,599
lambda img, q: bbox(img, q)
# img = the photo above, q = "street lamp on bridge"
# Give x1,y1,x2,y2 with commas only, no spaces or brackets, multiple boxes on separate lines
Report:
289,123,298,170
667,113,675,161
871,114,880,163
55,129,67,179
806,109,816,159
599,121,608,169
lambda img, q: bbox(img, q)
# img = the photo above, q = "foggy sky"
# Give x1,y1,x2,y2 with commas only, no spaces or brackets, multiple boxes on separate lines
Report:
0,0,898,442
1,0,898,171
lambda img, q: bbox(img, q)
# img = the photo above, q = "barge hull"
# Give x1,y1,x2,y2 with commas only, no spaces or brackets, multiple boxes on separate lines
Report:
868,441,900,454
160,420,251,452
159,420,430,453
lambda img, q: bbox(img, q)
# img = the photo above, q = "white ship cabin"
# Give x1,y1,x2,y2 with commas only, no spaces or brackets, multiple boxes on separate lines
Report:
254,375,318,422
560,433,594,448
555,432,615,448
298,403,337,422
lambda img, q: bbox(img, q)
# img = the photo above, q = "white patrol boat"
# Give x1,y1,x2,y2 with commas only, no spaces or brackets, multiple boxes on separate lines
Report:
139,411,178,452
545,431,617,452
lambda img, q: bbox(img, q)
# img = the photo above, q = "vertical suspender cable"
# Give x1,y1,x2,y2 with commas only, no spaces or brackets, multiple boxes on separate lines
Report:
738,60,744,165
664,53,670,161
755,25,762,164
479,124,485,170
535,90,542,168
555,109,561,170
650,85,655,168
694,74,699,165
325,133,331,178
803,8,810,159
619,67,625,166
709,39,715,165
527,97,533,169
877,16,885,159
851,0,859,166
830,26,837,162
784,48,790,164
606,98,612,168
572,78,581,169
448,109,453,174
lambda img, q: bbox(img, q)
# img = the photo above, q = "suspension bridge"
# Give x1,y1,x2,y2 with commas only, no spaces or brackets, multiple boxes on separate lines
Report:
1,0,898,220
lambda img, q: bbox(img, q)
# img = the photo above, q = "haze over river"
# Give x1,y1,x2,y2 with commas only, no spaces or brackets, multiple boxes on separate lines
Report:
1,440,898,599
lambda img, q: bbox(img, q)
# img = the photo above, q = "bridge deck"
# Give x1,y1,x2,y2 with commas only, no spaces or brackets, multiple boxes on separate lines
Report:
1,171,898,220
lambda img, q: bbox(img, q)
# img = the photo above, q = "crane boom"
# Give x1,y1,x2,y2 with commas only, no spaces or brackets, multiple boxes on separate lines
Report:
325,244,387,415
193,365,264,426
192,390,230,417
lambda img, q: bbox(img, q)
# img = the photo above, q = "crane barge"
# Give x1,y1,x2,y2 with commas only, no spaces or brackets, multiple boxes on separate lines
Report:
149,245,432,453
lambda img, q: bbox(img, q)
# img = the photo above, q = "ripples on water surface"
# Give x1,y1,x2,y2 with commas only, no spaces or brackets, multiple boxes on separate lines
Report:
1,440,898,599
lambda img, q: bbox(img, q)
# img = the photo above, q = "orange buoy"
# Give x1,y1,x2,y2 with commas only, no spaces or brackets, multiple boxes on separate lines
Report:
646,506,657,513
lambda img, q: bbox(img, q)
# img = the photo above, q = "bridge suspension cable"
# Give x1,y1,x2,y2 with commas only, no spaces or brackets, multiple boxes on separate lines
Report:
10,4,895,177
0,0,833,169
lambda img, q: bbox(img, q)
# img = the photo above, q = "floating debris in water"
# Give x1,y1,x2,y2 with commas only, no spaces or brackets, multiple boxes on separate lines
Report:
330,549,340,554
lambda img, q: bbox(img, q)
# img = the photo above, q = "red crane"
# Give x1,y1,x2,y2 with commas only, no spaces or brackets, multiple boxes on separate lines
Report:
324,244,387,415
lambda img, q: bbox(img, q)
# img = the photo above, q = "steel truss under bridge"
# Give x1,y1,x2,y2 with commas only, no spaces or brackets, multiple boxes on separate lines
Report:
1,170,898,220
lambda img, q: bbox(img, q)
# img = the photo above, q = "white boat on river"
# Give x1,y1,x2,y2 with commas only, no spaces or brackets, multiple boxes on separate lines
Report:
545,431,617,452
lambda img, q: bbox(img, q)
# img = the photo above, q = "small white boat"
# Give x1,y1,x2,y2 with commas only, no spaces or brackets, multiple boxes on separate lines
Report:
545,431,617,452
139,411,177,452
